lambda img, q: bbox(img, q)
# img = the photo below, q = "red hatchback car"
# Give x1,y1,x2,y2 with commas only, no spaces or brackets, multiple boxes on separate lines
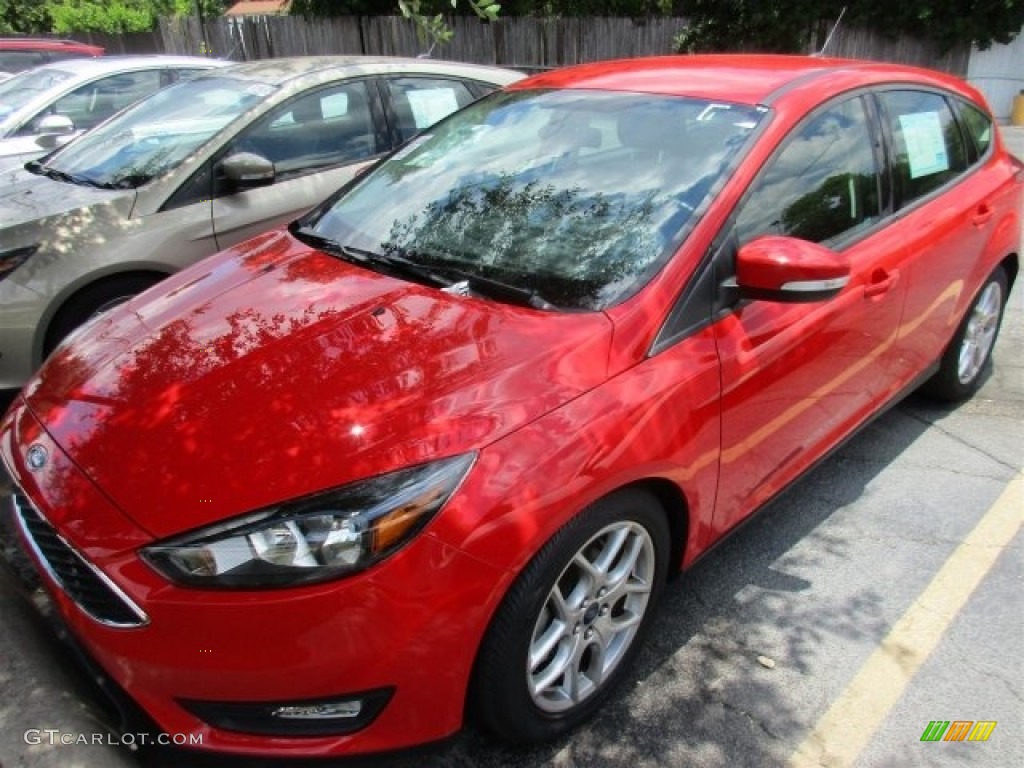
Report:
1,55,1021,757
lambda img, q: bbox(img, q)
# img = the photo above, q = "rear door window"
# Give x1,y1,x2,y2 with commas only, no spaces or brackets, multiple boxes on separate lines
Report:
877,90,968,207
385,77,475,143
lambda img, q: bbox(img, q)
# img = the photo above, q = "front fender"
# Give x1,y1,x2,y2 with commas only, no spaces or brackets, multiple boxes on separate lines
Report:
430,326,723,576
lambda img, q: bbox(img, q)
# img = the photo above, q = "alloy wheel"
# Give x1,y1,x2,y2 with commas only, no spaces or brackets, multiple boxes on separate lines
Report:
527,521,655,713
957,280,1003,384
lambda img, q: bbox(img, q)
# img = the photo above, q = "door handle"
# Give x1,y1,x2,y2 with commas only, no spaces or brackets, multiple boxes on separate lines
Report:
863,268,900,298
972,204,994,227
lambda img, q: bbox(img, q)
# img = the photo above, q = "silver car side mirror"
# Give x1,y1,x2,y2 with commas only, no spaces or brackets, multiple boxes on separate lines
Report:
34,114,75,148
220,152,275,191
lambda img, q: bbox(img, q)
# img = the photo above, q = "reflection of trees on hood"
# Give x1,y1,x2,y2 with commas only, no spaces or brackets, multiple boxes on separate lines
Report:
382,173,662,310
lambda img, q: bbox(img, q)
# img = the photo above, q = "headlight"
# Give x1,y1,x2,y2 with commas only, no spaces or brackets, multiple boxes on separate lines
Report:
0,244,39,282
142,454,475,588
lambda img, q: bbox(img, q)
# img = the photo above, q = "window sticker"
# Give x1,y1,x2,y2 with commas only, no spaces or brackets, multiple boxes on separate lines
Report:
898,111,949,178
322,92,349,120
406,88,460,130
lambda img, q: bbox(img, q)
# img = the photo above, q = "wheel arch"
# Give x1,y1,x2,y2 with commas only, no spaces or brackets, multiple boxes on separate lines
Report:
462,473,691,721
626,476,690,578
463,477,685,738
38,268,171,359
1000,252,1018,292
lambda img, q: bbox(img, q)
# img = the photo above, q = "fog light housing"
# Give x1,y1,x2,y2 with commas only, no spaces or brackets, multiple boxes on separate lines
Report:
178,688,393,736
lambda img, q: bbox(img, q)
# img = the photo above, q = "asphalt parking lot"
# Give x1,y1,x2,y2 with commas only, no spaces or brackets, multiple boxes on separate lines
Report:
0,128,1021,768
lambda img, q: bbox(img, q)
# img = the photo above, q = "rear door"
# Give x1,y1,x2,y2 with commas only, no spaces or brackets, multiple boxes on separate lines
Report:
712,93,910,533
873,89,1003,384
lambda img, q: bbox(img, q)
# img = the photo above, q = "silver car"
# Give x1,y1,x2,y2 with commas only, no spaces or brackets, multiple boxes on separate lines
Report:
0,56,523,388
0,55,227,171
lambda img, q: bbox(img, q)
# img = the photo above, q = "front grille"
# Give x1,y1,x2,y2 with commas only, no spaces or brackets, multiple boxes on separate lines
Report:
10,492,148,628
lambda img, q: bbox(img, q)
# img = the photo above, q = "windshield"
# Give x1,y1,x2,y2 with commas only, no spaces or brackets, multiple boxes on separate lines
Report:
303,90,764,310
40,76,278,188
0,67,74,128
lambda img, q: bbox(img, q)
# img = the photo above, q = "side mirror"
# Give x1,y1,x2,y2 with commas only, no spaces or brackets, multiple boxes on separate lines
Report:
220,152,275,191
735,235,850,303
34,114,75,148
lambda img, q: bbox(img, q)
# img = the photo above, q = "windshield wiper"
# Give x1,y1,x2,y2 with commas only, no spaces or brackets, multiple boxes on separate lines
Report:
447,270,559,311
290,226,449,288
100,173,152,190
290,225,559,311
23,160,105,189
406,257,559,311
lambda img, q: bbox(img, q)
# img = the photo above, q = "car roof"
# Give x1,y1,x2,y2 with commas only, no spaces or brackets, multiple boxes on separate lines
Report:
32,55,229,76
0,38,103,54
510,54,979,107
201,55,524,86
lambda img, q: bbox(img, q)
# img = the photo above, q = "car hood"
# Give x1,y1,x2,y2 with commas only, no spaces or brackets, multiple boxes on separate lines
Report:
0,168,134,243
22,229,614,539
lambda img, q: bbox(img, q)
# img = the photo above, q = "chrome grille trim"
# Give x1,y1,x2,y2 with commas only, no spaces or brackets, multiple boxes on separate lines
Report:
9,488,149,629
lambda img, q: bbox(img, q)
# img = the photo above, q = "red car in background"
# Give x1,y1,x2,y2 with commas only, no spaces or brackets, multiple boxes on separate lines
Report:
1,55,1021,757
0,38,103,76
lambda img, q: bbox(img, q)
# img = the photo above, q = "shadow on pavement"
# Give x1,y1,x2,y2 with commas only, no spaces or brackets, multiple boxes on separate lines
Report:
122,397,946,768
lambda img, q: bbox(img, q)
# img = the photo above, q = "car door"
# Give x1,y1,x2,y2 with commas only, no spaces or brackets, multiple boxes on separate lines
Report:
711,94,910,533
872,89,1000,382
210,79,389,250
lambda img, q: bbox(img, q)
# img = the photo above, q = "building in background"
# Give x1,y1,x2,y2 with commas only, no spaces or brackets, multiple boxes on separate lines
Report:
225,0,291,17
967,27,1024,122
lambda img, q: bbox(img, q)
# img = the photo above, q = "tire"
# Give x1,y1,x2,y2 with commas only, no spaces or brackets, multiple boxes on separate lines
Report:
921,265,1008,402
44,274,163,357
470,487,670,744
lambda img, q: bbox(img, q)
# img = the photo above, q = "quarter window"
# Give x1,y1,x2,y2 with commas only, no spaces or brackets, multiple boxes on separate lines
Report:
957,100,992,160
735,96,881,246
878,90,967,206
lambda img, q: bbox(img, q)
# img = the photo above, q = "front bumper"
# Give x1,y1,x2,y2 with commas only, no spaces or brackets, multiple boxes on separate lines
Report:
1,399,512,757
0,276,46,389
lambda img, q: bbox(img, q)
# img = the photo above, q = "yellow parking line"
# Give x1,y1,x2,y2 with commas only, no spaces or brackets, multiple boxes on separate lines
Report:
788,472,1024,768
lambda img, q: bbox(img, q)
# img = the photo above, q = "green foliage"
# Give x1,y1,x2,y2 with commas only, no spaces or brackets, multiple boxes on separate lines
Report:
847,1,1024,51
674,1,820,53
49,1,156,33
0,0,225,34
0,0,54,33
674,1,1024,54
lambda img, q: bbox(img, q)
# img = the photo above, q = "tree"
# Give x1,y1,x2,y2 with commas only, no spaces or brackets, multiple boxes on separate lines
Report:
1,0,225,35
0,0,53,33
674,1,1024,54
290,0,503,47
49,1,157,34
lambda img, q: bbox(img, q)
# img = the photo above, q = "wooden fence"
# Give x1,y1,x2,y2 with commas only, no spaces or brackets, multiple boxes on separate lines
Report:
156,15,689,69
50,15,970,76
